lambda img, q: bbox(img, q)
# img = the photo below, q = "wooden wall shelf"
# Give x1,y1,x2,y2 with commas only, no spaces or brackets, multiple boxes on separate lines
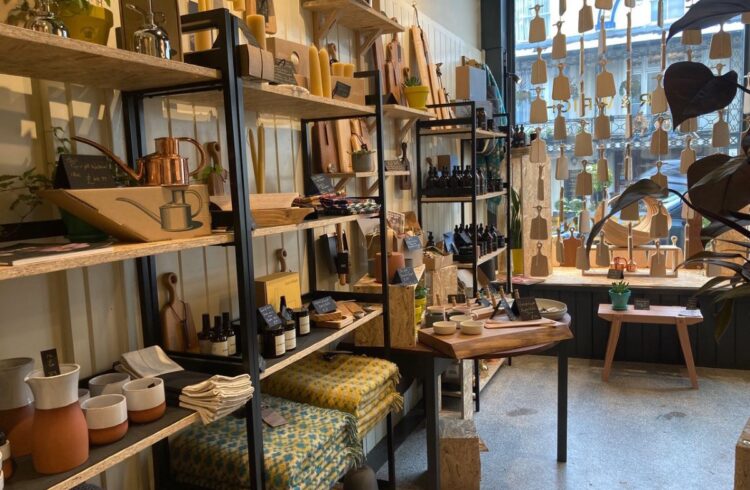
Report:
456,247,506,269
8,408,200,490
420,190,507,203
420,127,508,139
244,83,374,119
0,24,220,91
251,212,380,238
303,0,404,47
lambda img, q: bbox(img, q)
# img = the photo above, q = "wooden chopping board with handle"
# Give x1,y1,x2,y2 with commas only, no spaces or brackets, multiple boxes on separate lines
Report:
160,272,198,353
386,30,406,105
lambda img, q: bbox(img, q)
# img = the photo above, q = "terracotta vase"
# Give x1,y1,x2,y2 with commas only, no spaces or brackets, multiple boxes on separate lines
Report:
0,358,35,457
25,364,88,474
374,252,405,284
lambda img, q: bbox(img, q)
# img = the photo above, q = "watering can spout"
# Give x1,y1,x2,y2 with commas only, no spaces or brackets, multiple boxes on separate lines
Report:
72,136,144,182
116,197,161,223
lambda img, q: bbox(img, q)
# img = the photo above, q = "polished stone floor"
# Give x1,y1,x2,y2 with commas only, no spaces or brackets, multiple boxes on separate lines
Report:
378,356,750,489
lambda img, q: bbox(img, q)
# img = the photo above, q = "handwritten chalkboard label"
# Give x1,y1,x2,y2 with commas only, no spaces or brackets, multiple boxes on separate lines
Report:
514,297,541,321
404,236,422,251
395,266,418,286
273,58,298,85
686,297,699,310
258,305,282,329
41,348,61,377
312,296,337,314
310,174,335,195
607,268,625,280
55,154,122,189
332,81,351,99
634,298,650,310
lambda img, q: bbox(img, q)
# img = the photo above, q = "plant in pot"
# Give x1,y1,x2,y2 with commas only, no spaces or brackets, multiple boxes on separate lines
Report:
414,284,428,327
509,187,523,274
609,281,631,311
403,76,430,110
5,0,113,45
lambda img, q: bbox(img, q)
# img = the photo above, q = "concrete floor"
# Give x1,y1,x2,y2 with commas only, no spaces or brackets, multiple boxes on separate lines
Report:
378,356,750,489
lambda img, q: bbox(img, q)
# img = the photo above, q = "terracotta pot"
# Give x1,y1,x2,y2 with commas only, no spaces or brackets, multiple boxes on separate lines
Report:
374,252,405,284
25,364,88,474
123,378,166,424
0,358,35,457
81,395,128,445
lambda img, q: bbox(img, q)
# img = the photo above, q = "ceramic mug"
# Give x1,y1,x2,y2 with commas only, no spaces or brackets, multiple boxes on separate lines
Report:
89,373,130,396
449,314,475,326
123,378,166,424
433,321,457,335
81,394,128,445
460,320,485,335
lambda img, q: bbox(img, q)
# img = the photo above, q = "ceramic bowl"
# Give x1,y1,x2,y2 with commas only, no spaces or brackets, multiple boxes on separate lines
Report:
460,320,485,335
78,389,90,405
89,372,130,396
449,314,474,325
536,299,568,320
433,321,457,335
81,394,128,445
122,378,166,424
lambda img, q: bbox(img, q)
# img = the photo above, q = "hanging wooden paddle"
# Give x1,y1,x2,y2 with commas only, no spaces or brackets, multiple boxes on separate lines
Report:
680,136,696,174
595,0,612,9
594,102,611,140
530,205,549,240
553,104,568,140
713,109,729,147
595,234,611,267
624,0,635,7
650,117,668,156
385,30,406,106
530,128,548,164
579,79,591,117
530,242,551,277
578,0,593,33
680,117,697,133
555,145,568,180
651,160,668,189
626,10,632,53
552,63,571,101
575,236,591,271
562,228,581,267
650,241,668,277
574,121,593,157
529,4,547,43
556,230,565,264
575,162,593,196
160,272,198,353
596,146,609,184
682,29,702,45
598,13,607,56
531,47,548,85
552,21,567,60
579,199,591,234
650,203,669,238
710,23,731,59
660,31,667,72
651,74,667,114
537,164,545,201
596,59,616,99
530,87,548,124
624,142,633,181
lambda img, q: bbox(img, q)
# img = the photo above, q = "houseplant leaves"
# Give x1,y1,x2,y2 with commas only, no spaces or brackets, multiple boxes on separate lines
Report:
664,62,741,127
667,0,750,42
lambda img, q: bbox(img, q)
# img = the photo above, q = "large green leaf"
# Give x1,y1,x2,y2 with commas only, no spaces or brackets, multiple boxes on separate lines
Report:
691,155,749,189
688,153,750,215
715,299,734,341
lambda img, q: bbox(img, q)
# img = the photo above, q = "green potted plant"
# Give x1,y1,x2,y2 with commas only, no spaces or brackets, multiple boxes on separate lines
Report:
351,148,376,172
509,187,523,274
414,284,428,327
5,0,113,45
403,76,430,110
609,281,631,311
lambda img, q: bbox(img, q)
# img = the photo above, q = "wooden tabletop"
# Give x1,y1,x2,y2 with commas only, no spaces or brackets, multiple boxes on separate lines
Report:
416,314,573,360
597,304,703,325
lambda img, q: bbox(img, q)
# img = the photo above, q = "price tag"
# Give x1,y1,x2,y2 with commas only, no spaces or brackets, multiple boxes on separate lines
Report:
310,174,335,195
40,348,61,377
500,295,517,321
257,305,282,329
686,297,699,310
312,296,337,314
54,154,123,189
514,297,542,321
332,81,351,99
634,298,650,310
394,266,418,286
261,407,288,427
607,268,625,280
404,236,422,251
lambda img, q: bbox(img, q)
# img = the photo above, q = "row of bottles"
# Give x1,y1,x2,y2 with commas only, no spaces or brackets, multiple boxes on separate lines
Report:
453,223,506,258
261,296,311,360
198,312,236,357
424,164,503,197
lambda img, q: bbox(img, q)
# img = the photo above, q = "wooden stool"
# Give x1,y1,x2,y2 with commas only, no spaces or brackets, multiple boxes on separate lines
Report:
597,304,703,389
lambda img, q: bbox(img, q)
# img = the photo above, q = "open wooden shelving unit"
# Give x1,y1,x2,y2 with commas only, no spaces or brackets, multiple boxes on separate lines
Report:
243,82,375,119
251,212,379,237
456,247,507,269
420,190,507,204
419,127,508,139
302,0,404,49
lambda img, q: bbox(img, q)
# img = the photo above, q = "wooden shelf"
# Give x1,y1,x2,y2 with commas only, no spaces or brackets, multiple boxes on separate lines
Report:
325,171,378,179
251,212,379,238
384,170,410,176
7,408,200,490
383,104,433,120
260,306,383,380
244,83,374,119
0,233,234,282
303,0,404,35
420,190,507,203
456,247,507,269
0,23,220,91
419,127,508,139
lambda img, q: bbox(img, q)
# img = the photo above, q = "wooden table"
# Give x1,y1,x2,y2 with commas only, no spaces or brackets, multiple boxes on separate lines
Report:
598,304,703,388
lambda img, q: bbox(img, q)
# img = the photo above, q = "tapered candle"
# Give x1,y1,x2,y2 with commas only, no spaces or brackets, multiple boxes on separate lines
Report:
318,48,332,98
331,62,344,76
232,0,243,11
247,14,266,50
308,45,323,96
195,0,212,51
343,63,355,78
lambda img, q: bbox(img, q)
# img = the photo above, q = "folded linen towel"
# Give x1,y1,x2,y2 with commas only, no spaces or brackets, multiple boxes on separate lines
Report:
178,374,254,424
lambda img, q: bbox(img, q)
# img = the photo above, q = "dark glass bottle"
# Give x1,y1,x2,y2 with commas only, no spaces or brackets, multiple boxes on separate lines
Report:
449,167,461,189
222,312,235,356
477,166,485,194
426,231,435,247
279,295,292,322
436,168,448,188
211,315,228,357
426,163,437,190
199,314,212,354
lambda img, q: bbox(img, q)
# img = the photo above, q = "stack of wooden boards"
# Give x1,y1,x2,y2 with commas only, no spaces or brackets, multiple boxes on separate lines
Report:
310,301,365,329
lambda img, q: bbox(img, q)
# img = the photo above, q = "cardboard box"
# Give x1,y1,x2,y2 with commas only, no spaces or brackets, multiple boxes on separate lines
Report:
456,65,486,102
238,44,275,82
424,248,454,271
40,185,211,242
255,272,302,311
331,76,366,106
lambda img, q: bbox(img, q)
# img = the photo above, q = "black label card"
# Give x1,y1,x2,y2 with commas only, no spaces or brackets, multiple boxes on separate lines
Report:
312,296,337,314
404,236,422,251
332,81,351,99
686,297,699,310
607,268,625,280
41,348,60,377
501,296,517,321
54,154,122,189
395,266,418,286
258,305,282,329
514,297,541,321
634,298,650,310
310,174,335,195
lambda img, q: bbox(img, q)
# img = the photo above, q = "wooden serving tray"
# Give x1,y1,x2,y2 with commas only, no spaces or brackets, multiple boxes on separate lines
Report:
251,207,314,228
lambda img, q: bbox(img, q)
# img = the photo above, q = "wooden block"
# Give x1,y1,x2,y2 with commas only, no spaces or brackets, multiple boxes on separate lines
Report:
736,418,750,489
354,271,422,347
440,418,481,490
255,272,301,311
331,75,366,106
267,37,310,79
428,265,458,307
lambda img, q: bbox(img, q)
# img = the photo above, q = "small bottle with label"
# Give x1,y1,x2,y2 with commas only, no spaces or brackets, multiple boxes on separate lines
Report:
263,325,286,358
211,315,229,357
222,312,236,356
284,320,296,351
293,308,310,336
198,314,212,354
279,296,292,322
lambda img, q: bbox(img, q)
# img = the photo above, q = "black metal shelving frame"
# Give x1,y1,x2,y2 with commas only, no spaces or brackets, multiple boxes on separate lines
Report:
120,9,396,490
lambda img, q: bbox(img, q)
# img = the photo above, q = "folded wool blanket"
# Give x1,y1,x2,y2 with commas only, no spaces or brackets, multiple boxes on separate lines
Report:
171,395,362,490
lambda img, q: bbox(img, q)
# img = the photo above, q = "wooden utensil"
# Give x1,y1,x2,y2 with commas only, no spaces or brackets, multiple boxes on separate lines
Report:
574,121,593,157
710,24,731,59
660,30,667,71
205,141,226,197
312,121,339,173
680,136,696,174
595,59,616,99
650,117,668,156
620,200,640,221
624,143,633,181
553,104,568,140
578,0,593,33
386,31,406,105
248,125,265,193
598,13,607,55
552,63,571,101
650,203,669,238
575,162,593,196
713,109,729,147
626,10,632,52
555,145,568,180
594,102,610,140
624,0,635,7
682,29,702,45
579,199,591,234
650,241,668,277
556,230,564,264
680,117,697,133
595,234,611,267
595,0,612,8
530,128,547,164
560,0,566,15
336,119,353,173
531,47,548,85
530,205,549,240
160,272,198,353
562,229,581,266
530,242,550,277
529,4,546,43
651,160,667,188
651,74,667,113
596,146,609,183
552,21,567,59
537,164,545,201
530,87,548,124
575,237,591,271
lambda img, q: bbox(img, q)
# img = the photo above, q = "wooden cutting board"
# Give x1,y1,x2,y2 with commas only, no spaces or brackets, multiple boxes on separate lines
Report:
160,272,199,353
386,32,405,105
411,26,436,116
313,121,339,173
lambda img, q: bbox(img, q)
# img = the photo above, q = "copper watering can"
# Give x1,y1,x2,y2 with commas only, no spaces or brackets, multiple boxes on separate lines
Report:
72,136,206,187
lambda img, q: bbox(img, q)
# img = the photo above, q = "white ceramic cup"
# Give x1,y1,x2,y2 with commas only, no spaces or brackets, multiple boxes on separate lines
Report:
122,377,165,412
81,394,127,430
433,321,457,335
449,314,475,325
460,320,485,335
89,373,130,396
